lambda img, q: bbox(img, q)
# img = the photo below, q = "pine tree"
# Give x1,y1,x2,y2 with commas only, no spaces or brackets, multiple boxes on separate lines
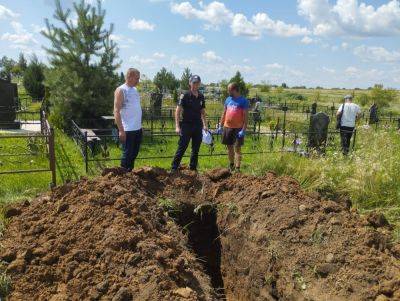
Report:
229,71,249,97
180,67,191,91
153,67,179,93
23,55,45,100
42,0,121,129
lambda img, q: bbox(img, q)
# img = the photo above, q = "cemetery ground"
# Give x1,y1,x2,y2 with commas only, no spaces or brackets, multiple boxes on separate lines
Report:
1,88,400,299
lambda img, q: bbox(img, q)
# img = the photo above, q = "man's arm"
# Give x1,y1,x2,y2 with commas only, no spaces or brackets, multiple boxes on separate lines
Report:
336,104,343,117
201,109,207,130
175,105,182,135
113,88,126,142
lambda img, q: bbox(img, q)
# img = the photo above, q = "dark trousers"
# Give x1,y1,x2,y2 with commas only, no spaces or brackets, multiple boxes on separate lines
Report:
121,129,142,171
172,124,202,170
340,126,354,155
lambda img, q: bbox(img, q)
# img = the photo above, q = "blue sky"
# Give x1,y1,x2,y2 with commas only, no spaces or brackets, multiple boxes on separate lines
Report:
0,0,399,88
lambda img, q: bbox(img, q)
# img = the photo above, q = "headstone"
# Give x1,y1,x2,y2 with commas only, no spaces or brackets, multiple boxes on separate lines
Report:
0,79,20,129
308,112,330,152
150,92,163,117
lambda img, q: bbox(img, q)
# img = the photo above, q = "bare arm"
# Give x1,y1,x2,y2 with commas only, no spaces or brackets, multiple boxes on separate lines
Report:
220,108,227,127
201,109,207,130
113,88,126,142
175,106,182,134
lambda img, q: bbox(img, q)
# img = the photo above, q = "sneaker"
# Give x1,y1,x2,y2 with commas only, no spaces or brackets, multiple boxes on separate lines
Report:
229,163,235,172
170,168,178,175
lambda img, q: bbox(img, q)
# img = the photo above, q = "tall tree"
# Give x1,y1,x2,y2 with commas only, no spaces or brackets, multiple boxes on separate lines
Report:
180,67,191,91
229,71,249,97
42,0,121,129
23,55,46,100
153,67,179,93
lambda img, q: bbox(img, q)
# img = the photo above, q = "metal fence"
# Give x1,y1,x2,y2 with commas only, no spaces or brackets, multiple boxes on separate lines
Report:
0,109,56,186
70,110,355,173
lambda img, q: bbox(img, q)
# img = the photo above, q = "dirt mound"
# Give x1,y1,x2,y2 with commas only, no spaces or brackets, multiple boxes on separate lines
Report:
1,167,400,300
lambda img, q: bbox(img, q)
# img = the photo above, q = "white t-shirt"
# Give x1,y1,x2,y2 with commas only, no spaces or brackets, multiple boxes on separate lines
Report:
337,102,361,128
119,83,142,131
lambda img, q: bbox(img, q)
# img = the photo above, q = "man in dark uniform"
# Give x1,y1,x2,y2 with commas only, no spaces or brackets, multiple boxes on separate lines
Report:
171,75,207,172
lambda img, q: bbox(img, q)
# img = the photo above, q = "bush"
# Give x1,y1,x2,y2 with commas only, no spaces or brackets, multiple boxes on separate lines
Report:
356,93,370,107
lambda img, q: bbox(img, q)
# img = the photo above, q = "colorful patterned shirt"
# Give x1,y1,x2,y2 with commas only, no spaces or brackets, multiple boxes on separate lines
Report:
223,96,249,129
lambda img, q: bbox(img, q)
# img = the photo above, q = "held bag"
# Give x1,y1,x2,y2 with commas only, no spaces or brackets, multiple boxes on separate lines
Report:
336,103,345,129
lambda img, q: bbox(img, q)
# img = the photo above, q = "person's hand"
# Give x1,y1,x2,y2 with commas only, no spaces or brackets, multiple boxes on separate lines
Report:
216,126,223,135
203,125,209,132
119,130,126,143
237,129,246,138
175,126,181,135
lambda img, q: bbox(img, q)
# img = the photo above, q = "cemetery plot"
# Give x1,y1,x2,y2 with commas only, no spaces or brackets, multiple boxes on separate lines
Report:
1,167,399,300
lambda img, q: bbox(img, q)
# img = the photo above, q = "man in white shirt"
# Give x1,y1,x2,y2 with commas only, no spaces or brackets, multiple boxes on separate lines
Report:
336,95,361,155
114,68,143,171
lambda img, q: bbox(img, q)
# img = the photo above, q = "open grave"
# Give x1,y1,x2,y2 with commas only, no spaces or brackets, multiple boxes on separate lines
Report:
1,167,400,300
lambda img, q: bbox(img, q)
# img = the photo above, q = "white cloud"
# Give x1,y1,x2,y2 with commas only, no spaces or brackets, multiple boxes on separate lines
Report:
1,21,38,45
231,14,262,39
202,50,223,62
172,1,309,38
341,42,349,50
297,0,400,37
301,36,314,44
353,45,400,62
129,55,156,66
110,34,135,49
0,4,19,19
171,1,233,30
153,52,166,59
265,63,284,69
252,13,310,37
128,18,155,31
179,34,205,44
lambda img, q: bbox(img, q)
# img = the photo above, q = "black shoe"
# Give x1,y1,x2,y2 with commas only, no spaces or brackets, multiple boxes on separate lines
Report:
229,163,235,172
170,168,178,175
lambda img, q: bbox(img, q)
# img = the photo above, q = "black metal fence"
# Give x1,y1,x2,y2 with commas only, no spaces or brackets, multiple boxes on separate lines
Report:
0,109,56,186
70,109,356,173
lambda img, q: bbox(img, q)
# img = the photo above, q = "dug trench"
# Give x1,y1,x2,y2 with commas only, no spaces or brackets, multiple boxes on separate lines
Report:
1,166,400,300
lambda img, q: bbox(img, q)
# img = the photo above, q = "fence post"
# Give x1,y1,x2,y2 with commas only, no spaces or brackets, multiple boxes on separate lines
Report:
282,101,287,149
84,131,88,173
49,127,57,187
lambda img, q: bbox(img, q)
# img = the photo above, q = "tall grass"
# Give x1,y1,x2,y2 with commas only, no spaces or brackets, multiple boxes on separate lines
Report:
251,127,400,228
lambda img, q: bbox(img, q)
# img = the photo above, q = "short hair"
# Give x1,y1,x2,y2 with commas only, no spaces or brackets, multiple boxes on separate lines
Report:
228,82,240,92
126,68,140,79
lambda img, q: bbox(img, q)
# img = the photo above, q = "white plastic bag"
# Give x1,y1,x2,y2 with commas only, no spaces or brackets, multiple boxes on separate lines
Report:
202,130,213,145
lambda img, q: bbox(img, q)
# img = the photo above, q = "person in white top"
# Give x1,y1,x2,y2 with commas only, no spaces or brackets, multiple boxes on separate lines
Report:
336,95,361,155
114,68,143,171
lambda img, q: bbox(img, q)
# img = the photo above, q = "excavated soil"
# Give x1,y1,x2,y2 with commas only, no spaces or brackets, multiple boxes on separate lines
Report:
1,167,400,301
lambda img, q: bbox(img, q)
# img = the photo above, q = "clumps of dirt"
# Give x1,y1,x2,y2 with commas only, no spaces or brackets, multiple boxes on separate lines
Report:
1,166,400,301
0,167,215,300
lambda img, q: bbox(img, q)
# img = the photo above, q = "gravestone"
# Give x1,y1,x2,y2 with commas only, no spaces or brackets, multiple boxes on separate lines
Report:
150,92,163,117
0,79,20,129
308,112,330,152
